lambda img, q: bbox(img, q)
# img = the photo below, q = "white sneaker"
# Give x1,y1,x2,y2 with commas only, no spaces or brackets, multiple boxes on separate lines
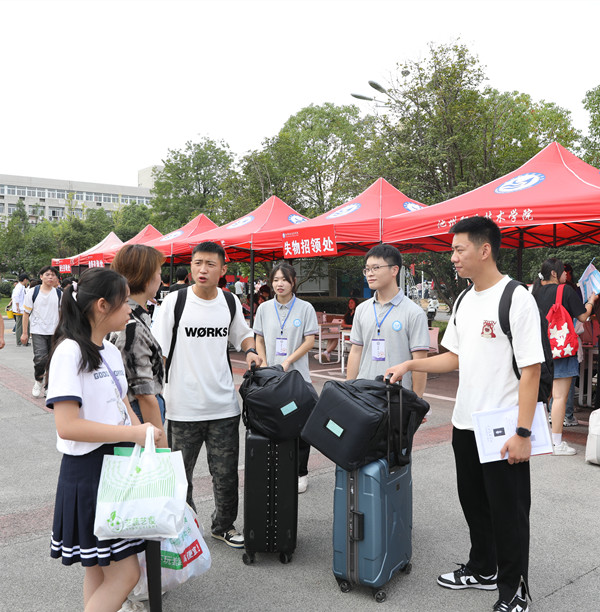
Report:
118,600,146,611
553,441,576,456
32,381,43,398
298,475,308,494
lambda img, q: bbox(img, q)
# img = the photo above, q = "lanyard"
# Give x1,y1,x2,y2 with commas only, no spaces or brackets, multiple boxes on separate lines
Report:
100,354,123,397
274,295,297,335
373,301,395,336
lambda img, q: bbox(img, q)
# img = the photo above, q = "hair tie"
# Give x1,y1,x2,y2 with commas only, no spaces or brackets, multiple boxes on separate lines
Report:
72,282,78,302
538,273,544,280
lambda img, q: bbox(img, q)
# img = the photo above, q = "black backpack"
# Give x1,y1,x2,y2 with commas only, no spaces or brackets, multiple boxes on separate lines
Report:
453,280,553,404
32,285,62,312
164,289,237,383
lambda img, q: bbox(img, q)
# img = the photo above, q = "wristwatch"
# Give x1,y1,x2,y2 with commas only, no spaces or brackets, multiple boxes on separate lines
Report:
245,348,258,356
516,427,532,438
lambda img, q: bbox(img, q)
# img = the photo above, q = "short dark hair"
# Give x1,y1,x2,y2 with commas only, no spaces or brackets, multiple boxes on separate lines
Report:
364,244,402,269
191,241,226,265
175,266,188,281
18,273,30,282
450,217,501,261
39,265,59,278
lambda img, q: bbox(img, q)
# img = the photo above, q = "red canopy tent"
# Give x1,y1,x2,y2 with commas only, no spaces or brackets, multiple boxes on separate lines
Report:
182,196,309,262
383,142,600,253
252,178,425,258
143,213,217,262
52,232,124,271
101,224,163,264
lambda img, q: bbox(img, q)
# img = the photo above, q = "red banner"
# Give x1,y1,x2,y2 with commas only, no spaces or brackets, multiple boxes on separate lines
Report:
59,263,72,273
87,259,105,268
282,225,337,259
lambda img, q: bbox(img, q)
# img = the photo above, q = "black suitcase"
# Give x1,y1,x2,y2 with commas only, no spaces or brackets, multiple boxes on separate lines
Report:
301,376,429,471
242,429,298,565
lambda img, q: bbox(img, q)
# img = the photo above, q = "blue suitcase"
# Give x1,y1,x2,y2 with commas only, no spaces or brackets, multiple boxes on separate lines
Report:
332,379,413,603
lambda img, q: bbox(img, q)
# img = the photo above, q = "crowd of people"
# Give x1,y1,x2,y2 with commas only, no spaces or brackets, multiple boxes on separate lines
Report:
4,217,598,612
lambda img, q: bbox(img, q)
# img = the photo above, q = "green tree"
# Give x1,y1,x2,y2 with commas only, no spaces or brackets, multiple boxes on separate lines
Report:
22,221,59,274
582,85,600,167
0,199,31,274
113,202,152,241
234,103,377,217
150,137,234,231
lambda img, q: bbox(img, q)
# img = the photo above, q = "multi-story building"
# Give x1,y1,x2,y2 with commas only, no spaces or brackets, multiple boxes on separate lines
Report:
0,167,160,225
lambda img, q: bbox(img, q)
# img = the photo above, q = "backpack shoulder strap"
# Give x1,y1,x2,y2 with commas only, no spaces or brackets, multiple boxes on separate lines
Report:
555,282,565,305
164,288,188,383
498,279,525,381
452,283,474,326
223,289,236,325
32,285,41,303
223,290,237,377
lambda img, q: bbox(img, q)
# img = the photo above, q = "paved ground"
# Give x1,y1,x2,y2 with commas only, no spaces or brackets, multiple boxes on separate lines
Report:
1,321,599,612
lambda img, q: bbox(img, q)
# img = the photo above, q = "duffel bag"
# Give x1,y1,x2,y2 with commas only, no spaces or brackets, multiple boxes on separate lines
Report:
301,376,429,471
239,365,317,442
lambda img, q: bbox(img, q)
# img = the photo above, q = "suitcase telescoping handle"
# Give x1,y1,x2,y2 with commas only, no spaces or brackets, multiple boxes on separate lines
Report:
384,374,403,472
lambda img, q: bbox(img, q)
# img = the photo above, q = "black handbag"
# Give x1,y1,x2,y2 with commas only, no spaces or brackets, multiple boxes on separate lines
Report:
300,375,429,471
239,365,317,442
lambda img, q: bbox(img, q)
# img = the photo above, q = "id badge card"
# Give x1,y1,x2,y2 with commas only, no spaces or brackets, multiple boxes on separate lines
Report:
276,337,288,356
371,338,386,361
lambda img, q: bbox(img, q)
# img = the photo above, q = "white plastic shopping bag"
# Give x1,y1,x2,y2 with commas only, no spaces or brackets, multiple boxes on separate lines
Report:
585,409,600,465
94,426,187,540
130,504,212,601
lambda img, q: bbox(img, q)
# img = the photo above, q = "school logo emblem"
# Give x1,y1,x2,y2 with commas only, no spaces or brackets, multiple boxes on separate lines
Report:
494,172,545,194
288,214,307,224
326,203,361,219
227,215,254,229
293,319,302,327
481,320,497,338
160,230,184,241
392,320,402,331
403,201,424,212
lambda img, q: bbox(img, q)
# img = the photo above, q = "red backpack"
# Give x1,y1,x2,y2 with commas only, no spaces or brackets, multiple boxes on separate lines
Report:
546,284,578,359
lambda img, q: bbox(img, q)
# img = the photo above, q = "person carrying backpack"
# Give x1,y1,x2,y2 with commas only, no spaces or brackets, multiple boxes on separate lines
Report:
22,266,62,397
152,241,262,549
385,217,544,612
532,258,598,456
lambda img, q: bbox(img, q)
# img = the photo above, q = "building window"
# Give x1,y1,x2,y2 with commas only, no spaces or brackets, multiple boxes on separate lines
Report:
102,193,111,203
111,194,119,203
6,185,16,195
17,187,26,196
0,185,4,195
47,189,57,198
0,203,4,213
56,190,66,199
85,193,94,201
50,208,63,218
96,202,102,206
37,188,46,197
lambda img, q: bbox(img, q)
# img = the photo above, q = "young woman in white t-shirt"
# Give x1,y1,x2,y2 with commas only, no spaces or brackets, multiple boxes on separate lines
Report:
46,267,164,612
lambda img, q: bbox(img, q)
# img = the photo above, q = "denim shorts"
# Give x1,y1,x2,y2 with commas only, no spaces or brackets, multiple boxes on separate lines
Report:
553,355,579,379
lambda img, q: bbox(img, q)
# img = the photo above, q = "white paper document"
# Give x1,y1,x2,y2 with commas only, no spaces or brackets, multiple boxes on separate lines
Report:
472,402,553,464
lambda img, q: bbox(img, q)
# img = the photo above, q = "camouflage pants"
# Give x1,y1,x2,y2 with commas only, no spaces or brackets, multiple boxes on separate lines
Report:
168,415,240,534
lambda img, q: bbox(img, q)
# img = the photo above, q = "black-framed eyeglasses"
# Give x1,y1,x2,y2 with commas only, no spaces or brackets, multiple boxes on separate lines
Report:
362,264,395,276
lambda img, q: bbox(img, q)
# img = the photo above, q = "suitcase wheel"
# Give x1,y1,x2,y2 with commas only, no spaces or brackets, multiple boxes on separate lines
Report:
372,588,387,603
402,562,412,575
339,580,352,593
242,552,256,565
279,552,293,564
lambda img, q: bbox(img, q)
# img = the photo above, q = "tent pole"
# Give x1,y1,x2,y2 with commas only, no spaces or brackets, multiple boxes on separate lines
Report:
249,250,255,328
517,230,524,281
169,256,174,284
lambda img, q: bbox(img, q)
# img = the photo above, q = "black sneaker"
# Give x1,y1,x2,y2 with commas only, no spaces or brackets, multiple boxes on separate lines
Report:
437,563,498,590
493,590,529,612
211,528,244,548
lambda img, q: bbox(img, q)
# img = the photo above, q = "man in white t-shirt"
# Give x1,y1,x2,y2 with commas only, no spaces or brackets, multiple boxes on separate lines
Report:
22,266,62,397
386,218,543,612
11,273,30,346
153,242,262,549
234,277,244,298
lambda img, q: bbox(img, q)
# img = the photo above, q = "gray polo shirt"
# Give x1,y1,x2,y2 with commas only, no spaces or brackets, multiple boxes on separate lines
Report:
254,296,318,383
350,289,430,389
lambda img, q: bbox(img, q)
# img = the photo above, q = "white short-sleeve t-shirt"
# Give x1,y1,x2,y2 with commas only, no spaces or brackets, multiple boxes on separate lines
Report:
23,287,61,335
442,276,544,430
152,287,254,422
46,339,131,455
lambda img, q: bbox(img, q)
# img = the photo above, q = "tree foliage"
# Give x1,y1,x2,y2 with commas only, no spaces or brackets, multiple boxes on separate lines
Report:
150,137,234,231
582,85,600,167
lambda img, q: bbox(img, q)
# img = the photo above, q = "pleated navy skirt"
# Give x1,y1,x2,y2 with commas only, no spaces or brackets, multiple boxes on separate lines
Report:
50,443,146,566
